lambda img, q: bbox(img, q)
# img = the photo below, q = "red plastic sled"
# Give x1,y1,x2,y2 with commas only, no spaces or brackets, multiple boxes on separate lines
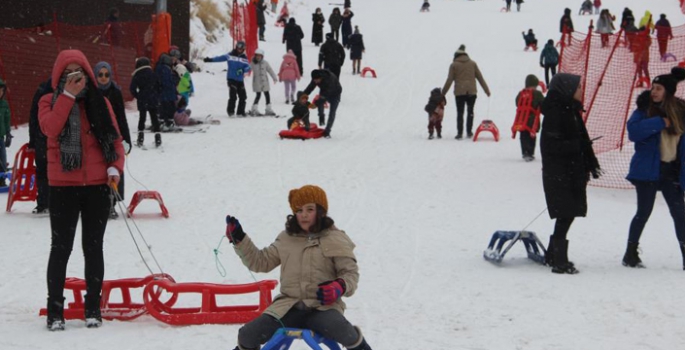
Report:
279,124,326,140
6,143,37,212
39,274,175,321
473,120,500,142
143,278,278,325
127,190,170,218
360,67,377,78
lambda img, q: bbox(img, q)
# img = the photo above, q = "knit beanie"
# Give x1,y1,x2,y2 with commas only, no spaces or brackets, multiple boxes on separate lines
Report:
652,67,685,96
525,74,539,88
456,44,466,55
289,185,328,213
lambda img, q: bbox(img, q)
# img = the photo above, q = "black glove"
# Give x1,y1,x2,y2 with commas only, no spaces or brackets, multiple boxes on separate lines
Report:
225,215,246,244
636,90,650,111
4,134,12,148
203,57,211,63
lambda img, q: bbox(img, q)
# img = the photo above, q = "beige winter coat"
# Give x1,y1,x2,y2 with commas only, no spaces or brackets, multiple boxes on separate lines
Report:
441,54,491,97
234,227,359,319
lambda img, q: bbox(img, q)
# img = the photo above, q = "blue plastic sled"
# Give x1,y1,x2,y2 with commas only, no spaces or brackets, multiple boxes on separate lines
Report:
262,328,341,350
0,172,11,193
483,230,546,264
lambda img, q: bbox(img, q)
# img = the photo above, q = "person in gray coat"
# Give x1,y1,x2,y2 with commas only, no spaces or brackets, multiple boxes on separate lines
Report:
250,48,278,116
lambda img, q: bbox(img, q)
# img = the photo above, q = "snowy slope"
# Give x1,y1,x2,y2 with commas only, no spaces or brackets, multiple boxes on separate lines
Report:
2,1,685,349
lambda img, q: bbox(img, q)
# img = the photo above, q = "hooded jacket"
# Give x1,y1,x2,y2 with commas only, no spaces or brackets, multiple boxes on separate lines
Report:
279,51,302,81
540,42,559,66
283,19,305,52
130,59,160,111
250,56,278,93
208,49,252,82
234,227,359,319
441,53,490,97
319,37,346,68
639,11,654,31
38,50,125,186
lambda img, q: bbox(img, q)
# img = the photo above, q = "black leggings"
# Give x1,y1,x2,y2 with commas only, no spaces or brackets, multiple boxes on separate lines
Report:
138,108,160,132
552,217,575,240
254,91,271,105
47,185,111,300
238,308,360,349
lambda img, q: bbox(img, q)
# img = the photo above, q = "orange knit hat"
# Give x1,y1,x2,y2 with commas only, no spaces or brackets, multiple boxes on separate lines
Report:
288,185,328,214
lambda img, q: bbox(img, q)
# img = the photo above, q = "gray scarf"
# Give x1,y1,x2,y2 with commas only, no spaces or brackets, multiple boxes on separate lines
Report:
52,78,88,171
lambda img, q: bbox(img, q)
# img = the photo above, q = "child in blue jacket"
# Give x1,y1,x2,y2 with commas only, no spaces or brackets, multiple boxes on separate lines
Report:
204,41,252,117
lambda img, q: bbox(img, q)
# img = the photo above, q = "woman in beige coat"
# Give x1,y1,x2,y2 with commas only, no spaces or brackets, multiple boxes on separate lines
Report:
225,185,372,350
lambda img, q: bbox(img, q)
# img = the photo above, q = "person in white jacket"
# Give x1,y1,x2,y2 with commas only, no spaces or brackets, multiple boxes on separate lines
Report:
250,49,278,116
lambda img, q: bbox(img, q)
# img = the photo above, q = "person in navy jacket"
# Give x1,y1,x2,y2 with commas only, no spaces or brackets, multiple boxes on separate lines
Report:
624,67,685,270
204,41,252,117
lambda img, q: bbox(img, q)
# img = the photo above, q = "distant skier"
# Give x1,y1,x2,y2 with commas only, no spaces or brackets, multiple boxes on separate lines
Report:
204,41,252,117
256,0,267,41
504,0,512,12
593,0,601,14
515,0,523,12
424,88,445,140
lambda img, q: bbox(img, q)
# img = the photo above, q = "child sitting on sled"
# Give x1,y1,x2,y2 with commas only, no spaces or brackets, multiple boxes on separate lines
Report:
173,96,204,126
424,87,446,139
287,91,312,131
224,185,373,350
522,29,538,50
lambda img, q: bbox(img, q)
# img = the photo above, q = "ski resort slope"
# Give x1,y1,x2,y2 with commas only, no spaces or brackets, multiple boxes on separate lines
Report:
2,0,685,349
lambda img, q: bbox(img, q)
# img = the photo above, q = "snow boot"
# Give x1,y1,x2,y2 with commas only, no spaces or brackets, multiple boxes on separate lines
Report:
319,114,326,126
349,338,372,350
286,98,291,104
136,132,144,147
455,134,463,140
46,297,65,331
550,238,578,274
250,104,262,116
264,104,276,116
622,241,644,268
32,205,49,215
428,133,434,140
84,294,102,328
437,128,442,139
155,133,162,148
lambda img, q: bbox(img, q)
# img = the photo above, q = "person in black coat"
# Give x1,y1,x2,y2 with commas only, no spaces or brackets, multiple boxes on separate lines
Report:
348,26,365,75
28,78,52,214
560,8,574,46
256,0,267,41
283,18,305,75
303,69,342,138
341,8,354,48
130,57,161,147
318,33,346,78
540,73,601,275
344,0,351,8
329,8,343,42
312,8,325,46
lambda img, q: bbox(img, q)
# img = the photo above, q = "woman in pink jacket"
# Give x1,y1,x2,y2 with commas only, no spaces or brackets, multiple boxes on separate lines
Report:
278,50,302,104
38,50,125,331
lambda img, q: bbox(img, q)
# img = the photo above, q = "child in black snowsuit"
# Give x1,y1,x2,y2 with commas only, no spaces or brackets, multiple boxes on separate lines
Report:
424,88,446,139
287,91,311,131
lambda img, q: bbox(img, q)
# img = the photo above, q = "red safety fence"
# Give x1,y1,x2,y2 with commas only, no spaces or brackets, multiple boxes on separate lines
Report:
682,0,685,14
0,19,151,127
559,22,685,189
232,0,258,59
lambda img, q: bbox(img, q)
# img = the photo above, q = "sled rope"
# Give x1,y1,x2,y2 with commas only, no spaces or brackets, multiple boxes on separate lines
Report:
125,155,150,191
521,207,548,232
111,185,165,275
214,235,258,282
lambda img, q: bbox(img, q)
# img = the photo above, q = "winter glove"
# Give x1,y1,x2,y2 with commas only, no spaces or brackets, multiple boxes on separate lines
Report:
203,57,211,63
225,215,246,244
123,141,132,155
4,134,12,148
316,279,346,305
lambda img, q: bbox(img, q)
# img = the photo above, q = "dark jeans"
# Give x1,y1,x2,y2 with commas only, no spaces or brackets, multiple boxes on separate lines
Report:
658,38,668,58
520,132,536,157
47,185,111,301
455,94,477,135
330,27,340,41
35,146,49,208
0,142,6,173
228,79,248,116
238,308,360,349
318,96,340,135
160,101,176,127
259,24,265,39
293,50,303,77
138,108,160,132
544,64,557,86
254,91,271,105
628,162,685,243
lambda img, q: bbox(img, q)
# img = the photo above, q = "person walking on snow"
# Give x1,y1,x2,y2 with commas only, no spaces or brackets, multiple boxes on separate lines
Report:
540,73,601,275
540,40,559,87
319,33,346,79
441,44,491,140
304,69,342,138
224,185,373,350
204,41,252,117
623,67,685,270
504,0,512,12
348,26,365,75
595,9,616,48
341,8,354,49
561,8,574,45
639,10,655,34
283,18,305,75
249,49,278,116
515,0,523,12
256,0,267,41
130,57,162,148
279,50,301,104
424,88,445,140
514,75,544,161
155,53,177,131
329,8,343,42
655,14,674,59
593,0,601,15
312,8,325,46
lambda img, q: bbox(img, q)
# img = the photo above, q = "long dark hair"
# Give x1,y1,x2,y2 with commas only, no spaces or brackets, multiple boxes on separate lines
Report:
285,205,335,234
649,94,685,135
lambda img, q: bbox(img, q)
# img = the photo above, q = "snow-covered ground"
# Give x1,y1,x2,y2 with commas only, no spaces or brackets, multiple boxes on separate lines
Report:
3,0,685,349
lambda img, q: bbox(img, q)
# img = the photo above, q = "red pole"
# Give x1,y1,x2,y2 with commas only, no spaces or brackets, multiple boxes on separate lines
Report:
585,28,625,123
0,40,18,129
580,20,594,111
53,11,61,52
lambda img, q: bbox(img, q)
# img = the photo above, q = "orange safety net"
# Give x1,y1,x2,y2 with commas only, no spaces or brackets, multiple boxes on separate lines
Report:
559,22,685,189
0,20,151,127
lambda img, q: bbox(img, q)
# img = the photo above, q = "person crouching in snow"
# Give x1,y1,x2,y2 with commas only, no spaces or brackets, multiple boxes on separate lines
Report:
514,75,544,161
173,96,203,126
279,50,301,104
420,0,430,12
287,91,311,131
522,29,538,51
250,48,278,116
225,185,373,350
424,88,445,139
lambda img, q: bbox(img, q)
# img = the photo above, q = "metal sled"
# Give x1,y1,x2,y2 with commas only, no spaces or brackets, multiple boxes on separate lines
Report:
483,231,546,264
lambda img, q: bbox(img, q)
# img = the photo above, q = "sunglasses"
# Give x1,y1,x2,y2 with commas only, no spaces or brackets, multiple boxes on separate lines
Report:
98,72,110,78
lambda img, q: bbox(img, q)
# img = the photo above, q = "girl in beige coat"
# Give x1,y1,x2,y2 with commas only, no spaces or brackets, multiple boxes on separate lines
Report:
225,185,372,350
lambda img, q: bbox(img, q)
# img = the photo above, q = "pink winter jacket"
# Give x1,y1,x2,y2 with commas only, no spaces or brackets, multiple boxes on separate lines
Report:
39,50,125,187
278,51,301,82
